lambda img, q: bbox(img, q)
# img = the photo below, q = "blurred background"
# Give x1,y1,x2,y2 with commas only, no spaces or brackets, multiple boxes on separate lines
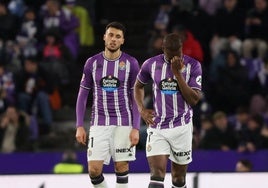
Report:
0,0,268,178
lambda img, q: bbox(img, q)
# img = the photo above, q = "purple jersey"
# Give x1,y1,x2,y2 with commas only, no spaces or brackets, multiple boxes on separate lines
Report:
137,54,202,129
80,52,140,127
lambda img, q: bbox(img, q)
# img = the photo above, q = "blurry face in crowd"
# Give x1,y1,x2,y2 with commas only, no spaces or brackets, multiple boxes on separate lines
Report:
24,60,38,73
103,27,124,53
226,52,237,67
46,0,59,15
255,0,267,12
224,0,237,10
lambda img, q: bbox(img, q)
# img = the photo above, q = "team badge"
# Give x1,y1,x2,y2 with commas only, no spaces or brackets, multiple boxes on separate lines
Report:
119,61,126,70
147,144,152,152
87,149,92,157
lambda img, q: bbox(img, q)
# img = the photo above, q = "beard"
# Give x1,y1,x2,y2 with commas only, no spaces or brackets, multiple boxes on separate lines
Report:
105,43,120,53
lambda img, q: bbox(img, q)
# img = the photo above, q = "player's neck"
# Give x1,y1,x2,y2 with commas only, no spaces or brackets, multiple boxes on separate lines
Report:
104,49,121,60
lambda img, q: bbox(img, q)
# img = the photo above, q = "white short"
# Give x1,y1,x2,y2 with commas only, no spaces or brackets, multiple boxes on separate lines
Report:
87,126,136,165
146,122,193,165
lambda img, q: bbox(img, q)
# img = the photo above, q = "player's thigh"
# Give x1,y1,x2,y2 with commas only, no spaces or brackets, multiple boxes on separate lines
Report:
87,126,112,164
168,123,193,165
146,127,171,157
113,126,135,162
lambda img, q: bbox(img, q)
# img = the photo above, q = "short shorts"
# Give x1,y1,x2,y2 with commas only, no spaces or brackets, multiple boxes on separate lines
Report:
87,126,136,165
146,122,193,165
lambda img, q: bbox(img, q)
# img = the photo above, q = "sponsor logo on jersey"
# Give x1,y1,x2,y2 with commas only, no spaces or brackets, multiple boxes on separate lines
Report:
119,61,126,70
100,75,120,91
159,78,179,95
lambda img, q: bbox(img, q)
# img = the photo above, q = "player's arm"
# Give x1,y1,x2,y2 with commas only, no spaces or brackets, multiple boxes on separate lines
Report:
171,56,202,106
75,87,89,145
134,80,155,126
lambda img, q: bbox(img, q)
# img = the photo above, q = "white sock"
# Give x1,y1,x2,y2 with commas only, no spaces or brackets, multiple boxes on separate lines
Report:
93,180,108,188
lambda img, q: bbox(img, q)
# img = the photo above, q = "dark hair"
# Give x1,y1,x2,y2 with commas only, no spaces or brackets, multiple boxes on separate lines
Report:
162,33,182,51
105,21,126,36
238,159,253,170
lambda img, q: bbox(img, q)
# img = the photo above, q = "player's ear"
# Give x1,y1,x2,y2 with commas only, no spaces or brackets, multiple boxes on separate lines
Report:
103,34,106,41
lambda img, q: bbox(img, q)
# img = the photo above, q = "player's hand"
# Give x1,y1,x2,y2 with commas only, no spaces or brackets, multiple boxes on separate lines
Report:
140,108,155,126
129,128,139,147
76,127,87,145
170,56,184,76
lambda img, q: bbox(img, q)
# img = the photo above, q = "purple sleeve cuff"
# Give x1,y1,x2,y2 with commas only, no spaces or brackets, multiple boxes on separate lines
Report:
76,87,90,127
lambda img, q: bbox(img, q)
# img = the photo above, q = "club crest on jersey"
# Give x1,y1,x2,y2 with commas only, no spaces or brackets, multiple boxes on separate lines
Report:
119,61,126,70
159,78,179,95
100,75,120,92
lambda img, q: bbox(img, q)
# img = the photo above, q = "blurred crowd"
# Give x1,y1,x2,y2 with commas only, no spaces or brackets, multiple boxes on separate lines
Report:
141,0,268,152
1,0,268,153
0,0,94,153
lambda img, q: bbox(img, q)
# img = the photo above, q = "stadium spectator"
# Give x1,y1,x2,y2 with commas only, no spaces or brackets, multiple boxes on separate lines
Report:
0,2,19,42
0,64,16,113
40,28,71,87
199,111,238,150
40,0,80,59
209,50,250,113
237,114,264,152
172,24,204,62
228,106,250,131
15,8,39,59
0,106,32,153
210,0,244,59
64,0,95,47
53,149,84,174
15,56,54,135
235,159,253,172
242,0,268,60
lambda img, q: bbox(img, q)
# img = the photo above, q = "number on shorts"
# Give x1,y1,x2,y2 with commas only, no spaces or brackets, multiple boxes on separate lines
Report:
90,137,94,148
148,132,153,142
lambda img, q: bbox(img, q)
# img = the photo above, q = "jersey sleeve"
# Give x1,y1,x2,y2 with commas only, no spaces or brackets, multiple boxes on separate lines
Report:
129,57,140,88
188,60,202,91
80,58,93,90
137,59,151,84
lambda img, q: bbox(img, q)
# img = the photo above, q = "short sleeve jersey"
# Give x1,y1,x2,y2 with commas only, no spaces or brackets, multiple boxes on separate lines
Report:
80,52,140,126
137,54,202,129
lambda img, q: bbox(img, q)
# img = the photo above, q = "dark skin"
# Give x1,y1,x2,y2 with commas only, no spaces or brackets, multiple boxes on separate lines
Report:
134,46,201,186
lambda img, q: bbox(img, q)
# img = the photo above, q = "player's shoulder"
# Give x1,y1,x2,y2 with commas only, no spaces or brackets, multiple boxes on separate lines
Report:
121,52,138,62
143,54,164,65
183,54,200,65
85,52,103,64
